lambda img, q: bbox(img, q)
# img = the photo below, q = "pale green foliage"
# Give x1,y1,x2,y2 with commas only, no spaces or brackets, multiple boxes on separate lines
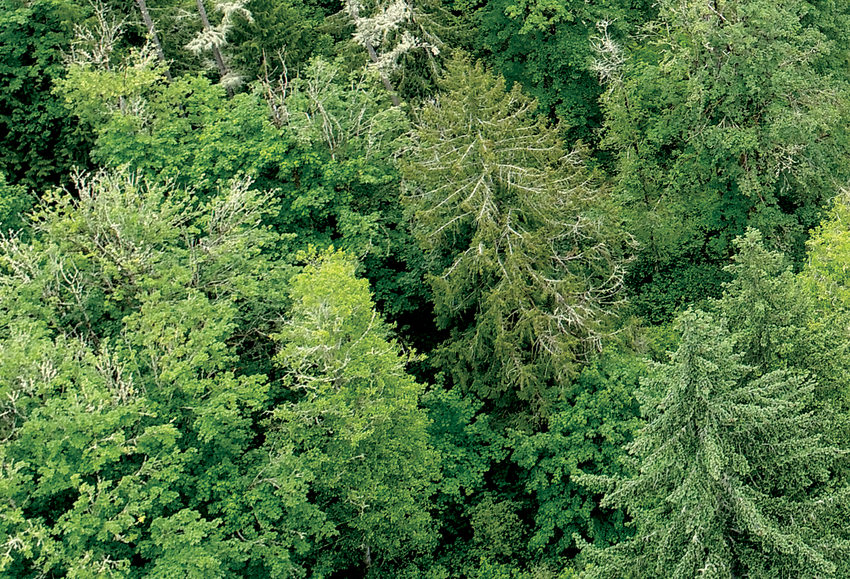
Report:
280,58,408,166
60,45,165,121
59,50,421,317
805,189,850,309
270,250,438,573
143,509,228,578
581,310,850,578
403,56,632,416
797,194,850,402
0,169,312,576
0,322,191,575
720,229,850,400
59,6,168,128
9,170,282,349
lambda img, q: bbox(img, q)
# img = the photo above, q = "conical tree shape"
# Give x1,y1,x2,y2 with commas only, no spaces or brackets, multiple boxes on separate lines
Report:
582,310,850,578
402,56,631,419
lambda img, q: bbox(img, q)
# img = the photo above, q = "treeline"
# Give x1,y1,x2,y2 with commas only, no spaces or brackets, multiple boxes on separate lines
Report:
3,0,850,576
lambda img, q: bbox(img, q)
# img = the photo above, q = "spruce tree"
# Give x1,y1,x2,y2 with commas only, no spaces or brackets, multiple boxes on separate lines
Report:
581,310,850,578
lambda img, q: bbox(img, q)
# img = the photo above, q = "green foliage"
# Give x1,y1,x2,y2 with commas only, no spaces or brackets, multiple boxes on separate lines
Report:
604,0,850,318
228,0,333,79
581,310,850,578
626,259,728,324
270,250,439,575
0,0,91,189
58,66,264,194
277,59,431,318
59,53,427,319
0,169,301,576
9,0,850,574
423,386,514,573
805,189,850,310
511,351,642,559
477,0,653,141
720,230,817,374
421,350,641,576
0,169,441,577
400,58,641,575
403,56,632,417
799,193,850,401
0,173,34,233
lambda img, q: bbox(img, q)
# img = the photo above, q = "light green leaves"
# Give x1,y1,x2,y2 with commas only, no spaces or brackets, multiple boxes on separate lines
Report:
271,250,438,572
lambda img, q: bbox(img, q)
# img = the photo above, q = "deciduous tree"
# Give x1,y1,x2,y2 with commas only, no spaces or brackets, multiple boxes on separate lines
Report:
270,250,439,575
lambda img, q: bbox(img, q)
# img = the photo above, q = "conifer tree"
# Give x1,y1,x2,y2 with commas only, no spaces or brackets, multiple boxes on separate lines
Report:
188,0,251,92
402,56,632,419
717,229,850,399
581,310,850,578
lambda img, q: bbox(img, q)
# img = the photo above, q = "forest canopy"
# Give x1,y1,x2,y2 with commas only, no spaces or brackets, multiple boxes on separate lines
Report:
3,0,850,576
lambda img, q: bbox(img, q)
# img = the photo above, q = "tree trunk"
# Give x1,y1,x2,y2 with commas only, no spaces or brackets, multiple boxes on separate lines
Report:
346,2,400,107
194,0,233,96
365,41,400,107
135,0,172,80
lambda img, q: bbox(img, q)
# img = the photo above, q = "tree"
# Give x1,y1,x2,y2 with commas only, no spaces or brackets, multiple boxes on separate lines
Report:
714,229,850,402
269,250,439,575
602,0,850,320
510,350,642,562
581,310,850,578
799,191,850,402
185,0,252,93
804,189,850,312
134,0,172,78
0,173,33,234
0,328,196,576
0,169,320,576
717,230,815,370
341,0,449,103
226,0,333,82
0,0,91,189
476,0,654,142
59,49,427,324
402,56,632,419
